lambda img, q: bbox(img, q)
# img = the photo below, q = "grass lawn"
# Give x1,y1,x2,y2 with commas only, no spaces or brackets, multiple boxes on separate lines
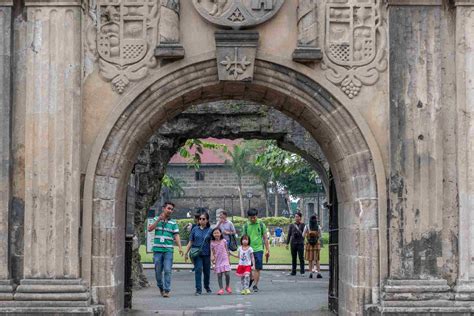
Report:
140,244,329,265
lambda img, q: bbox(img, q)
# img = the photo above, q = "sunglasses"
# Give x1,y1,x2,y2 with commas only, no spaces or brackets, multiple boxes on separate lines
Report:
199,217,207,221
166,206,174,210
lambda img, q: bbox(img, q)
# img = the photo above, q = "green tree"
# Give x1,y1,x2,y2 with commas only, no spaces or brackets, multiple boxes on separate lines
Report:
225,144,252,217
161,174,186,198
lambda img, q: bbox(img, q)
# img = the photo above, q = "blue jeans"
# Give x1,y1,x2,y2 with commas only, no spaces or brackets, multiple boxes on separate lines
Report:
153,251,173,292
193,255,211,293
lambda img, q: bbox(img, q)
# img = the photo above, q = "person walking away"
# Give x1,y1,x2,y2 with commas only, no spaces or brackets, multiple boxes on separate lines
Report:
231,235,254,295
286,211,306,276
215,210,236,247
147,202,184,298
242,208,270,292
210,227,232,295
304,214,322,278
274,226,283,246
185,212,212,295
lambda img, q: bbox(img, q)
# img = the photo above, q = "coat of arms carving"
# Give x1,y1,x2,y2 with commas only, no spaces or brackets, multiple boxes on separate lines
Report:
322,0,387,98
193,0,284,29
89,0,160,93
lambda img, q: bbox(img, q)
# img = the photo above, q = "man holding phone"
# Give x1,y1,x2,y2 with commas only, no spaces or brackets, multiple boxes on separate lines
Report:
147,201,184,298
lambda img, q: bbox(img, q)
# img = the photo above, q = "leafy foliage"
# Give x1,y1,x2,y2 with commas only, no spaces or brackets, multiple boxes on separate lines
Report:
161,175,186,197
177,139,228,170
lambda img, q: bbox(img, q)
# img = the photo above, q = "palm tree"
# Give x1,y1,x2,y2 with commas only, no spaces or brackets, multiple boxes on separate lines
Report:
249,164,272,217
225,144,252,217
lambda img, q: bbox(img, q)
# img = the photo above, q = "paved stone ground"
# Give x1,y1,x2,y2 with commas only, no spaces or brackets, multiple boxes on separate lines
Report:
125,269,332,316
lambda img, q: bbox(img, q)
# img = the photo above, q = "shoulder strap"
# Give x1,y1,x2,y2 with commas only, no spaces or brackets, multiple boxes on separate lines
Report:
259,221,265,236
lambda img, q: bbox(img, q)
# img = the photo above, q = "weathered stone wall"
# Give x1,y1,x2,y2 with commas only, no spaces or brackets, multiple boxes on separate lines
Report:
3,0,474,314
0,0,14,299
166,164,268,213
388,1,458,282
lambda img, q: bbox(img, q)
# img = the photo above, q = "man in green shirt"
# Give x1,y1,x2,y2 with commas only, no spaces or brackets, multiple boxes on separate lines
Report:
147,202,184,297
242,208,270,292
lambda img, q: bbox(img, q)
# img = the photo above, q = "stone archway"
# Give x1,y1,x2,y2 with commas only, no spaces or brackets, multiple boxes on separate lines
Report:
82,55,387,315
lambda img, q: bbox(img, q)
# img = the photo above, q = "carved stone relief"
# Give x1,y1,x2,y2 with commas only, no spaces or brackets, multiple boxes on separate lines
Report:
321,0,387,98
87,0,159,93
292,0,322,62
193,0,284,29
155,0,185,59
215,31,258,81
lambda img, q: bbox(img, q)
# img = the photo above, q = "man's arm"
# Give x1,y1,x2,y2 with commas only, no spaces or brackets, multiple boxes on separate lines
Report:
147,215,163,232
286,225,292,245
228,222,236,235
263,225,270,257
174,234,184,256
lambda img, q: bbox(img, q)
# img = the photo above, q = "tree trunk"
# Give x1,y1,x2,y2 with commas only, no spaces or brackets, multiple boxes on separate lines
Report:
274,185,278,217
238,181,245,217
263,183,269,218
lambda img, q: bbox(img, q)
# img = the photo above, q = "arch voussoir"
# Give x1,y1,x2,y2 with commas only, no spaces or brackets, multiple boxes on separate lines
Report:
84,58,384,315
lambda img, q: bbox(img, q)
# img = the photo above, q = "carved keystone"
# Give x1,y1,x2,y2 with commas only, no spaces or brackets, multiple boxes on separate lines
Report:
215,31,259,82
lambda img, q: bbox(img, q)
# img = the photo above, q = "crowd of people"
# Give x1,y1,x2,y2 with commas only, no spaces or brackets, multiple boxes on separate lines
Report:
147,202,323,298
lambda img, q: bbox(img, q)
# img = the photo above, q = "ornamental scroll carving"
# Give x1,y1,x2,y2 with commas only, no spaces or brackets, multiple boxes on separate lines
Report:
87,0,163,93
321,0,387,98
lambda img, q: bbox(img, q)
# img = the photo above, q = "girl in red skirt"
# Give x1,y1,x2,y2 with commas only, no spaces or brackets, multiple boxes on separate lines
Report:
232,235,254,295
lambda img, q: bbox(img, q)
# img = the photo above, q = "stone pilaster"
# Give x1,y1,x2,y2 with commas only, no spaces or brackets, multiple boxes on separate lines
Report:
377,1,462,314
7,0,94,311
155,0,185,60
292,0,322,63
0,0,14,301
455,0,474,301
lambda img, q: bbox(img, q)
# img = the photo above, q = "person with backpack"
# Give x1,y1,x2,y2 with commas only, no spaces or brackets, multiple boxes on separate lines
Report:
242,208,270,292
286,211,306,276
304,214,322,278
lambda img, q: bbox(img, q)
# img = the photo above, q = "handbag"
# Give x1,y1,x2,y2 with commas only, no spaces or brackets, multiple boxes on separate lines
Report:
189,229,209,260
228,234,238,251
189,246,202,260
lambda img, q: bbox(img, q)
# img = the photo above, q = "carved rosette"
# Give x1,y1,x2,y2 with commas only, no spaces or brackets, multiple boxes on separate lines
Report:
321,0,387,98
88,0,160,93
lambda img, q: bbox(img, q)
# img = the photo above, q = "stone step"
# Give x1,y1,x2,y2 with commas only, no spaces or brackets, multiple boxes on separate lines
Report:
14,292,91,301
382,300,473,308
382,291,454,301
16,284,88,293
377,306,474,314
19,279,87,286
384,285,451,293
387,279,448,286
0,300,92,307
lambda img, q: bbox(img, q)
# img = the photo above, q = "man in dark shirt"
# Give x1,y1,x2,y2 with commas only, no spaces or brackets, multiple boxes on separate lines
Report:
286,211,306,276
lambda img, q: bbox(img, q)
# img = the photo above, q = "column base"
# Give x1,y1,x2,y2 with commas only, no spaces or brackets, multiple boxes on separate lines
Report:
0,280,15,300
292,46,323,63
154,43,185,60
365,279,474,315
0,279,104,315
455,280,474,300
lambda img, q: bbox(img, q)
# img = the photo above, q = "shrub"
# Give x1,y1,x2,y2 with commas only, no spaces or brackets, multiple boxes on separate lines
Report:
176,218,194,241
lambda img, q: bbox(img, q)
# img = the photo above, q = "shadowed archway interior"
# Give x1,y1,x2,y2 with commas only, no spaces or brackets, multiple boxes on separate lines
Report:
83,58,383,315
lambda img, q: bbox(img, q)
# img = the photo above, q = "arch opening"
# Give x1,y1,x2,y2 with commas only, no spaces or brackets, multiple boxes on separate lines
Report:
82,57,385,315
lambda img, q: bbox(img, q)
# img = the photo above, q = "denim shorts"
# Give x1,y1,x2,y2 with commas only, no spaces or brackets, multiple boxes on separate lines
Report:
254,251,264,270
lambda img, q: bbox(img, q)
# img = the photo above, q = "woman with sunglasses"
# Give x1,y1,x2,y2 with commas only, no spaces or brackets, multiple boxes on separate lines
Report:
185,212,212,295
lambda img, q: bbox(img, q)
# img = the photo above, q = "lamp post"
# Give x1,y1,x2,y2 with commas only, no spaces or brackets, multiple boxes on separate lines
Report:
315,177,322,219
230,194,234,221
246,191,253,210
